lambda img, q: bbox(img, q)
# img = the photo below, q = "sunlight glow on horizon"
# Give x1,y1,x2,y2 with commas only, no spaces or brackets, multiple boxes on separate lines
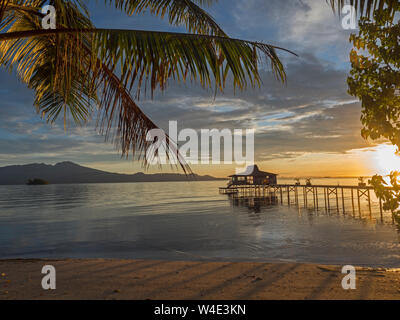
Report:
78,143,400,179
373,144,400,176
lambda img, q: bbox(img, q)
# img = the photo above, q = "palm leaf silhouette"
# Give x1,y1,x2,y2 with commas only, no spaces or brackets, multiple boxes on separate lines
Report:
0,0,295,173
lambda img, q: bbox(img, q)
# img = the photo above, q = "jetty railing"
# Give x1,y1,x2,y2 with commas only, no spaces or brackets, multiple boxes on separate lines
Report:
219,184,394,224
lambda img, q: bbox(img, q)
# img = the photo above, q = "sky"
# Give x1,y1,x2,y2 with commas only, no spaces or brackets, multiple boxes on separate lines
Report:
0,0,394,178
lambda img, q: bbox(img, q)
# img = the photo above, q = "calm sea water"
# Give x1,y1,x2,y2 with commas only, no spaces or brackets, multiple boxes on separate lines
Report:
0,178,399,267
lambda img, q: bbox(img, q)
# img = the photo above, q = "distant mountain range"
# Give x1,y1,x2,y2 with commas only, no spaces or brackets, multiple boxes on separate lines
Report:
0,162,225,185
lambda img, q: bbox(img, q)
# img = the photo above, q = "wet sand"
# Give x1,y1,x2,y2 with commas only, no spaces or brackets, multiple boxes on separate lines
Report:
0,259,399,300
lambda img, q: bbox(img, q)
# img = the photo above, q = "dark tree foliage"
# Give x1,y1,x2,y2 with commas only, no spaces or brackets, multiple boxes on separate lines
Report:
348,4,400,219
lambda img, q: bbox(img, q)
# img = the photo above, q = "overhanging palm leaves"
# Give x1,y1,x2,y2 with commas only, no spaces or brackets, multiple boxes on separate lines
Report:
0,28,291,89
0,0,294,173
108,0,227,36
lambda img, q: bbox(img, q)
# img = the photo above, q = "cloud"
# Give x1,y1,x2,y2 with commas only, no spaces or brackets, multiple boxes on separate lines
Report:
230,0,353,66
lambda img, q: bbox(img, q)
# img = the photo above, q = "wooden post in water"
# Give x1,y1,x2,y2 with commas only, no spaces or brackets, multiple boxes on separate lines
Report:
312,188,316,209
335,188,339,213
341,188,345,215
327,189,330,211
368,189,372,219
219,182,390,222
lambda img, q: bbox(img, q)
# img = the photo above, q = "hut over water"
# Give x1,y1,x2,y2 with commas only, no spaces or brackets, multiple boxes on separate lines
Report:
229,165,277,186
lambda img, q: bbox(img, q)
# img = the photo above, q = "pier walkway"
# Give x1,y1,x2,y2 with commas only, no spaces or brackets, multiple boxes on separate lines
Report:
219,184,394,224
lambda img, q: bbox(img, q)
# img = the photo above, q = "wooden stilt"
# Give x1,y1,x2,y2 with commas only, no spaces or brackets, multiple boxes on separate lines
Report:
327,189,330,212
368,189,372,219
335,188,339,213
341,188,345,215
313,188,316,209
221,183,387,224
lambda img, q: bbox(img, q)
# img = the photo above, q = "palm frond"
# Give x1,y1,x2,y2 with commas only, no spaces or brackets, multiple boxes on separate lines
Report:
0,0,11,28
0,0,294,174
0,1,95,127
0,3,191,172
0,0,10,18
105,0,226,36
94,58,191,173
0,28,293,94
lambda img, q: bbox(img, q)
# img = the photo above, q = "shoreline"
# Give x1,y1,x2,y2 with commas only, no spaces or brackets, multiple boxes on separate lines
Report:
1,259,399,300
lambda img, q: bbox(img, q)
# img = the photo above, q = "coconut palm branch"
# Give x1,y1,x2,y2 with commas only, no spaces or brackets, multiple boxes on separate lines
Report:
6,0,226,36
0,0,294,173
1,0,190,171
106,0,227,36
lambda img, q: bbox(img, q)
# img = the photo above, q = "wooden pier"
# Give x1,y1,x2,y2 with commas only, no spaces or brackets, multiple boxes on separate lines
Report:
219,184,394,224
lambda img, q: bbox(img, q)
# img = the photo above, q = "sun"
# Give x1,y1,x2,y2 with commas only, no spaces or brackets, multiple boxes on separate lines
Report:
374,144,400,175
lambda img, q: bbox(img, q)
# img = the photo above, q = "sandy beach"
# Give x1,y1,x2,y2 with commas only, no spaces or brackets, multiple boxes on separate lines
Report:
0,259,399,300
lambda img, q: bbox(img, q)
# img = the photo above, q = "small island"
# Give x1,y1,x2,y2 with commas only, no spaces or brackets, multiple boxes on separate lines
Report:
26,178,49,185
